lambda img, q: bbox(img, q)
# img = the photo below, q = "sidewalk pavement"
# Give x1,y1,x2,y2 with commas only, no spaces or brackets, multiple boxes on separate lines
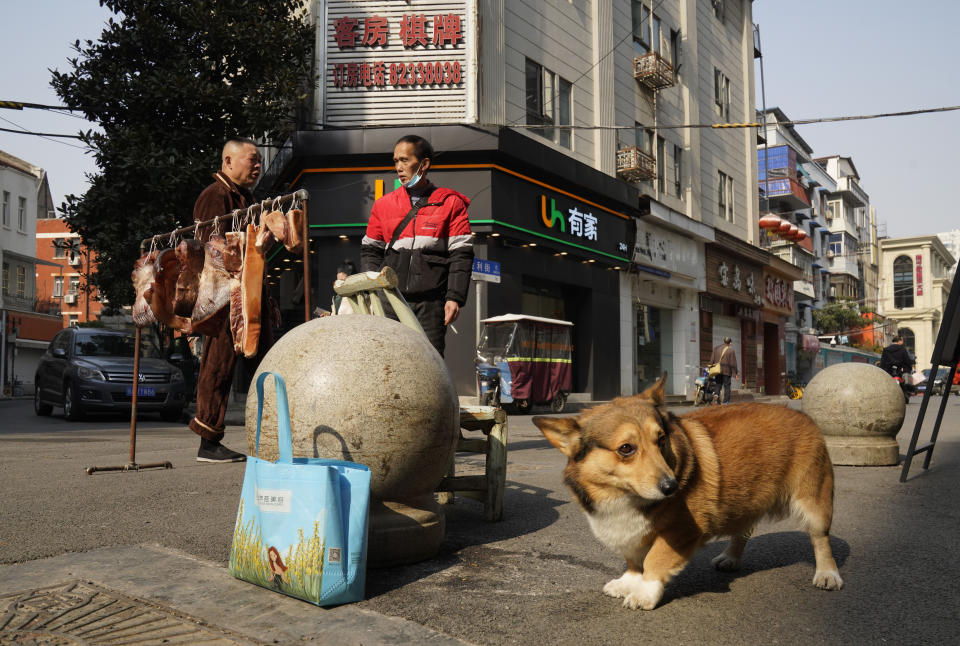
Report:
2,395,958,645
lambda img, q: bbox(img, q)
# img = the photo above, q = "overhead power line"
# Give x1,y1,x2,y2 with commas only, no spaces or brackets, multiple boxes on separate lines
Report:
0,125,85,139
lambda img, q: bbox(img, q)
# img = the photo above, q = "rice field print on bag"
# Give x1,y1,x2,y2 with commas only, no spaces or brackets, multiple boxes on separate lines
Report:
229,500,328,602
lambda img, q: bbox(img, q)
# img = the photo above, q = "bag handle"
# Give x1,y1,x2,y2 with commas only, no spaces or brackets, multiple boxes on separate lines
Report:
255,371,293,463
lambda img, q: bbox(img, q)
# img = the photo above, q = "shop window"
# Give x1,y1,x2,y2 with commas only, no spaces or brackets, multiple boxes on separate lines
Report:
893,255,914,309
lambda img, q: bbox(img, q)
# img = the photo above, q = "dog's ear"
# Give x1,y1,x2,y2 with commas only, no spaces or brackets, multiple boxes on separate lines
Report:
533,416,583,458
637,372,668,407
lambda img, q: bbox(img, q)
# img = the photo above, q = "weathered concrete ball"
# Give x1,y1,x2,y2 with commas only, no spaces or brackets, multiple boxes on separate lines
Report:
245,315,459,499
801,362,904,465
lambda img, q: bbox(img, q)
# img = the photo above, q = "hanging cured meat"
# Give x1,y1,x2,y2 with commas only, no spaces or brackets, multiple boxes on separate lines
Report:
132,251,159,328
149,249,191,332
231,223,265,357
173,239,205,318
254,220,274,254
285,208,304,254
190,235,240,336
263,210,288,248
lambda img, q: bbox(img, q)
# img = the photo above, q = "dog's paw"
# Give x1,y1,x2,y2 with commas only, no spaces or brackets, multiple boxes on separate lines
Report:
711,552,742,572
603,572,663,610
813,569,844,591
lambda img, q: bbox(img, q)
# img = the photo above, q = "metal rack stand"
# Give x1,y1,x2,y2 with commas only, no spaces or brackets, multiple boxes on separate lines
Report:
85,189,310,475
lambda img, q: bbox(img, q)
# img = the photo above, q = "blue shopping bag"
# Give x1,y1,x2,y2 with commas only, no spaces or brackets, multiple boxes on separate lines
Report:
229,371,371,606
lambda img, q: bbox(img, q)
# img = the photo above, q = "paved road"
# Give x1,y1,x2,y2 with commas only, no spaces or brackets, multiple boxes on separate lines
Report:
1,395,958,645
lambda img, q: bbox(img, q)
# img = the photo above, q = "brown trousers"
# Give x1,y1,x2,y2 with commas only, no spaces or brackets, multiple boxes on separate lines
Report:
189,296,275,442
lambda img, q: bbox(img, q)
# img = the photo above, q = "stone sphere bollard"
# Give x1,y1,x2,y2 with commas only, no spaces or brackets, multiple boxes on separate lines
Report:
801,362,904,466
245,314,459,566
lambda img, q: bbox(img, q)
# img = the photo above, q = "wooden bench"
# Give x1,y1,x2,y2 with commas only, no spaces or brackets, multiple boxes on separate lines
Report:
436,405,508,522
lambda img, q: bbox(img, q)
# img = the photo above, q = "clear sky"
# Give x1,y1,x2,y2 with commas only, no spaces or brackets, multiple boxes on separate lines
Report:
753,0,960,239
1,1,957,240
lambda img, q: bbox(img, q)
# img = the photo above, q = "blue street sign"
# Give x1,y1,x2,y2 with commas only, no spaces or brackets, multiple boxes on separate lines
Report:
471,258,501,283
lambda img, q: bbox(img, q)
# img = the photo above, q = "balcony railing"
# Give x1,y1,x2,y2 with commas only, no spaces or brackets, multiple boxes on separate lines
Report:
633,52,674,90
616,146,657,182
837,176,869,207
760,177,810,209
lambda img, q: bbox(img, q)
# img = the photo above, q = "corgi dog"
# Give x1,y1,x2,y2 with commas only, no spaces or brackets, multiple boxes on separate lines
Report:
533,374,843,610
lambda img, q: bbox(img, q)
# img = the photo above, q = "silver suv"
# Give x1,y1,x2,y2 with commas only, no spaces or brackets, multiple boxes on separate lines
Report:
34,327,186,421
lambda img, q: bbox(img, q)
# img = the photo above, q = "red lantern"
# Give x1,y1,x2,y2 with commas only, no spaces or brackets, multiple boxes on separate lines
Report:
759,214,781,229
778,220,792,233
786,225,800,239
795,230,808,241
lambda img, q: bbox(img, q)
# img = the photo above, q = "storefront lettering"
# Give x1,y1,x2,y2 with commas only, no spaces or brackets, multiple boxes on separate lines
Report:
331,11,465,90
916,254,923,296
718,260,763,305
541,196,598,241
764,275,793,312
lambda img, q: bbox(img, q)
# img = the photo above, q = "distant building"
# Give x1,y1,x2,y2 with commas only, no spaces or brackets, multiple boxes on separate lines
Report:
937,229,960,278
0,149,63,396
35,218,103,326
878,235,955,370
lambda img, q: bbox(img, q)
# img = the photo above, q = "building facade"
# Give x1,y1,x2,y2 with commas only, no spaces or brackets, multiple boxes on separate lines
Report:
35,218,103,326
0,150,62,396
258,0,776,400
878,235,956,371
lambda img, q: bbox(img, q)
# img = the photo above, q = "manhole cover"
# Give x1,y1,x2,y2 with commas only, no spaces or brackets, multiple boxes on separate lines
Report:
0,580,256,645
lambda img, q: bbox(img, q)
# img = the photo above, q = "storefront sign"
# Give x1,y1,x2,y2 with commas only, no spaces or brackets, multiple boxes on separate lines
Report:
325,1,470,125
632,219,699,278
916,254,923,296
705,248,765,308
763,271,795,315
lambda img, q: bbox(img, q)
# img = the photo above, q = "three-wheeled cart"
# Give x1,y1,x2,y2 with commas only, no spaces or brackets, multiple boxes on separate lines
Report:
475,314,573,413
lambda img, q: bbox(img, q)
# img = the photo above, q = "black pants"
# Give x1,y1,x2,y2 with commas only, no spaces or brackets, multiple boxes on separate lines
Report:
408,298,446,357
720,374,732,404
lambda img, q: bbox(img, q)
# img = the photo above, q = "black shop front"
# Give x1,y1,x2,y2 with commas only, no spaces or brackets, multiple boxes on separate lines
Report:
257,126,639,399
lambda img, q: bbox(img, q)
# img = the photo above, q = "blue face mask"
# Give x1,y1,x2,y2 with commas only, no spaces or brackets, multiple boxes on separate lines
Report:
404,162,425,189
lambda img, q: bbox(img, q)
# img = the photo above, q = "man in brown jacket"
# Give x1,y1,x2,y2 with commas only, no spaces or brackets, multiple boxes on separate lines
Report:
189,138,269,462
709,336,739,405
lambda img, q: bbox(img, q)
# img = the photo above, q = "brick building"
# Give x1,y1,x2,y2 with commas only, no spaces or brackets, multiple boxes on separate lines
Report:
35,218,102,326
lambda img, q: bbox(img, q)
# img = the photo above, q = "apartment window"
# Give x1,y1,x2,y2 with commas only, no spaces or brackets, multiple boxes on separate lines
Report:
53,238,66,259
826,200,839,220
1,191,8,227
712,0,725,21
900,328,916,356
717,171,734,222
670,29,682,74
525,58,572,149
1,262,8,295
631,1,651,54
53,276,64,298
673,145,683,198
651,14,662,54
893,255,914,309
69,276,80,295
16,266,26,298
18,197,26,231
69,315,79,327
714,68,730,121
656,136,666,193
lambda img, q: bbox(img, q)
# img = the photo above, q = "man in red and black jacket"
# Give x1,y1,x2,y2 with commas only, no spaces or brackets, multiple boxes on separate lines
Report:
361,135,473,356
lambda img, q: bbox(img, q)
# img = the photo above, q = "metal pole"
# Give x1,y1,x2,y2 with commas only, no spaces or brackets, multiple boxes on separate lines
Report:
301,196,311,322
129,326,141,465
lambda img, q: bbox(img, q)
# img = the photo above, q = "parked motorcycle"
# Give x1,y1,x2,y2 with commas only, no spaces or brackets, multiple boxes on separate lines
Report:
694,368,721,406
888,364,913,404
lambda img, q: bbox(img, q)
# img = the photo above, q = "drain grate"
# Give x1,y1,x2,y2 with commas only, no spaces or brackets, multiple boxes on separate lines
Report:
0,580,257,645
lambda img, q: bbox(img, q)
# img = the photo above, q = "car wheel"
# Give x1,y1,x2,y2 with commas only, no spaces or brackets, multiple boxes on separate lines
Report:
34,387,53,416
63,382,84,421
160,408,184,423
550,392,567,414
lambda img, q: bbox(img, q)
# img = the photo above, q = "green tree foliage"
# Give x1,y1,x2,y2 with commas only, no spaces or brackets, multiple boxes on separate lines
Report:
52,0,313,310
813,299,868,337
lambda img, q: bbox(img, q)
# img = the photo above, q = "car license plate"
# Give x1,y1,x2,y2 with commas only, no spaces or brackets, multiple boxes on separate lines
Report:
125,386,156,397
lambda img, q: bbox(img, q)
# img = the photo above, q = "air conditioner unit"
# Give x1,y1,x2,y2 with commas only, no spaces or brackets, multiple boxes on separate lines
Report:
826,251,835,259
64,294,77,304
68,254,81,266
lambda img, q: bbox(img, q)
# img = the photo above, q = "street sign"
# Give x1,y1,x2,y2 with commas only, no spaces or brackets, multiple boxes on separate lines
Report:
471,258,501,283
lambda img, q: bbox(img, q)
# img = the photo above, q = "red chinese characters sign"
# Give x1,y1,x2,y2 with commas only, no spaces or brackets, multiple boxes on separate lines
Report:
763,273,794,314
916,254,923,296
331,13,465,90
